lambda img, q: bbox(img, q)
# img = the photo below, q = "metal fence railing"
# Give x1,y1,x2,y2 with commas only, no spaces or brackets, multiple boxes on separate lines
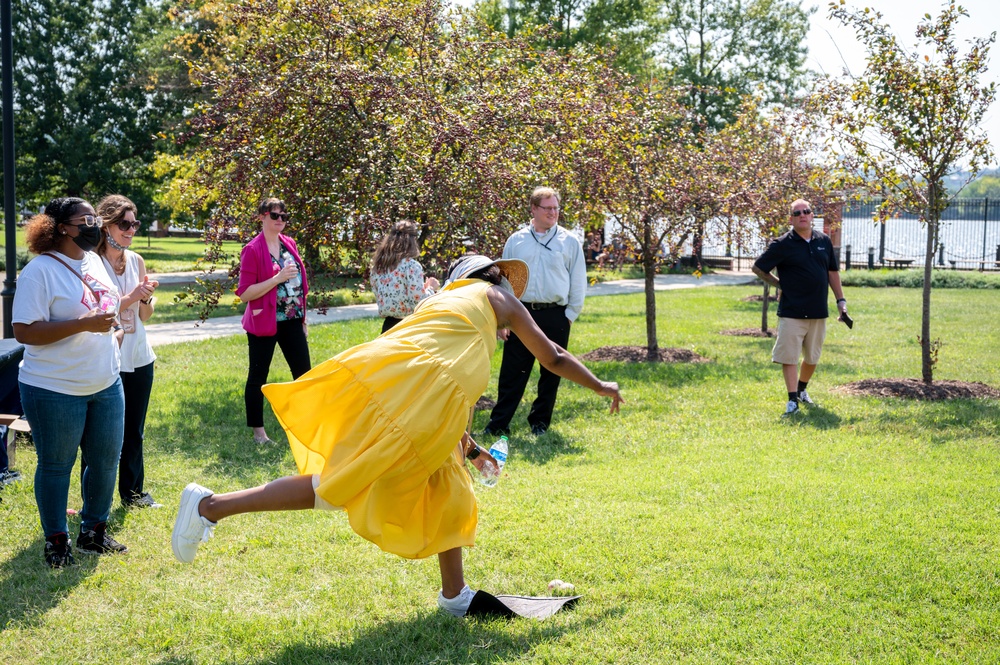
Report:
696,198,1000,272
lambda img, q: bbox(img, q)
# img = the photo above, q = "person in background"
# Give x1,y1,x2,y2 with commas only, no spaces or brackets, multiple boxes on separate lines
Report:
172,254,623,618
88,194,161,508
752,198,848,416
236,197,312,445
369,220,440,333
484,186,588,437
13,197,128,568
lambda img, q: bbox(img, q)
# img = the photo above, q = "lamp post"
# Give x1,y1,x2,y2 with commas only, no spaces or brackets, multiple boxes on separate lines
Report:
1,0,16,338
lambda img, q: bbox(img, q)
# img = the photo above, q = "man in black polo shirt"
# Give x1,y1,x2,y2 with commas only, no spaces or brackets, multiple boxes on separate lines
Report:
752,199,848,416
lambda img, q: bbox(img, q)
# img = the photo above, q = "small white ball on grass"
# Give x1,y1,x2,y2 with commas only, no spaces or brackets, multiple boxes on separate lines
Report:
547,579,575,595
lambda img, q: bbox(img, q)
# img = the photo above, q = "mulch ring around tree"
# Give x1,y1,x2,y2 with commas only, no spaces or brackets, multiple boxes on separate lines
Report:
581,345,711,364
719,328,775,338
833,378,1000,400
474,396,497,411
740,294,777,303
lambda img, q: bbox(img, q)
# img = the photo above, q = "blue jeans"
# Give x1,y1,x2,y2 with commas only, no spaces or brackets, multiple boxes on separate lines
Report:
20,379,125,537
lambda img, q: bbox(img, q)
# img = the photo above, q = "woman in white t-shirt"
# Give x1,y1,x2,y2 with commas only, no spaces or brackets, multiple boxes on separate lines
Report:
86,195,160,509
369,220,439,333
13,197,128,568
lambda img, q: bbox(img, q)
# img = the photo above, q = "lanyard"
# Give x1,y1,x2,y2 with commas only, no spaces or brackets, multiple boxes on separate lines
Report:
530,227,556,251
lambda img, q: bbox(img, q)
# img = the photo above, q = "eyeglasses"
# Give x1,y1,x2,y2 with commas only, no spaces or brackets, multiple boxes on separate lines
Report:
791,209,812,217
267,211,290,221
116,220,141,231
67,215,103,227
535,206,559,212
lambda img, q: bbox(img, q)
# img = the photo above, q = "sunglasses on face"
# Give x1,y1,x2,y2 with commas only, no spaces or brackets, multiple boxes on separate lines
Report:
536,205,559,212
791,209,812,217
67,214,103,227
267,211,290,221
116,220,141,231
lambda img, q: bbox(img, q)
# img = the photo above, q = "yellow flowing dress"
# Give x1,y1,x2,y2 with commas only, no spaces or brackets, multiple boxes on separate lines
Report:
262,279,497,559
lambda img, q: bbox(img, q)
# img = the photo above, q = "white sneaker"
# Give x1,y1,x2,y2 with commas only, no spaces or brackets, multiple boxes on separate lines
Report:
783,400,800,416
437,585,476,617
798,390,815,406
172,483,217,563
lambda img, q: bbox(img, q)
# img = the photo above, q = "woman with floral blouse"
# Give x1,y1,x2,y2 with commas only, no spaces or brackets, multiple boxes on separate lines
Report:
370,220,439,333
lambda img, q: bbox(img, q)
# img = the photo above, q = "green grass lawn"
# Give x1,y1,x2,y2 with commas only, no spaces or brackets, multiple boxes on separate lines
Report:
1,286,998,663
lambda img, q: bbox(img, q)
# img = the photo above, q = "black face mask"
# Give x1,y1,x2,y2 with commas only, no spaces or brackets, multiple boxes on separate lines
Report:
70,225,103,252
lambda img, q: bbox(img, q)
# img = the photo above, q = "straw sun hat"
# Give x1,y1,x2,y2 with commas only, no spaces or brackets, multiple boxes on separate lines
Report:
446,254,529,299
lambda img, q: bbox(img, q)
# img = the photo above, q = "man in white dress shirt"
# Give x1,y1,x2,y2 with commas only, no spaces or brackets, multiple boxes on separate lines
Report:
484,187,587,437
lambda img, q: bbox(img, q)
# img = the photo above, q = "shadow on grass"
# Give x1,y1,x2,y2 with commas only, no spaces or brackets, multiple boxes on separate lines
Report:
779,404,843,430
146,382,294,484
0,480,135,630
0,535,101,629
203,608,615,665
856,395,1000,437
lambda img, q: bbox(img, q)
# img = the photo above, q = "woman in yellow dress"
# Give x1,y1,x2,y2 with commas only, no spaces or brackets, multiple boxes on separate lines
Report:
172,255,623,617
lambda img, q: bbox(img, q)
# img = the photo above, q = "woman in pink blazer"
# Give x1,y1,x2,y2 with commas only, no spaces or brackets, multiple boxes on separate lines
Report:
236,198,311,445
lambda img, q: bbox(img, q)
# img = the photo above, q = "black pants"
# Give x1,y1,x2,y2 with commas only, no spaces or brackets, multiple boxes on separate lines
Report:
245,318,312,427
381,317,403,334
79,361,154,503
118,362,154,502
486,305,571,432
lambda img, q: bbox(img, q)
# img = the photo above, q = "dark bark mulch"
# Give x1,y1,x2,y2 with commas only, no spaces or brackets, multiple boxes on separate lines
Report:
740,294,778,303
474,396,496,411
834,378,1000,400
581,345,711,364
720,328,775,338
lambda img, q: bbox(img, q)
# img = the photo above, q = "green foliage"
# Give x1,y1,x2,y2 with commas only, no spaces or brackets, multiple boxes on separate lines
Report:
839,268,1000,289
658,0,813,128
813,2,997,382
170,0,626,316
472,0,663,76
2,286,999,663
958,174,1000,199
8,0,190,217
0,248,31,272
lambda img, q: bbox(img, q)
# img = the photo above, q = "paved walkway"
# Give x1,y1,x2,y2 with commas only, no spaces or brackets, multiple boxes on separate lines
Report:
145,271,756,347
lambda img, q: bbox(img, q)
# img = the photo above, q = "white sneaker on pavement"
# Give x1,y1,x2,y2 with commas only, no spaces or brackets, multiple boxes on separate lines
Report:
437,585,476,617
172,483,217,563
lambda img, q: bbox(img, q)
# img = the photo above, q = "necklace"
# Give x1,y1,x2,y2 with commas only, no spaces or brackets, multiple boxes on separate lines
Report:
103,256,129,295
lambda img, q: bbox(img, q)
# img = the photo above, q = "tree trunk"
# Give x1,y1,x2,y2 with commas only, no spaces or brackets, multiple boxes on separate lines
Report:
643,216,659,361
920,215,935,383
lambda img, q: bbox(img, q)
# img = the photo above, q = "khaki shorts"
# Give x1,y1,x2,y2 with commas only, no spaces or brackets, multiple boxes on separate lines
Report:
772,317,827,365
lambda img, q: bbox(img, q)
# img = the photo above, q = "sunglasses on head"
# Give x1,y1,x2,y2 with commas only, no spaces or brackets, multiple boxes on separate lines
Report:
791,209,812,217
116,220,141,231
267,211,290,221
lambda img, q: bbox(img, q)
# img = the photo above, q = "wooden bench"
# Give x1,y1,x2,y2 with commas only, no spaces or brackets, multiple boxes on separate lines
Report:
884,258,915,269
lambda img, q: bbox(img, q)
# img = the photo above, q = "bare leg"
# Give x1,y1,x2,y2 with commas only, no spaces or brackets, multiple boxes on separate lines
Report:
199,475,315,523
251,426,269,441
799,362,817,384
438,547,466,599
782,363,799,394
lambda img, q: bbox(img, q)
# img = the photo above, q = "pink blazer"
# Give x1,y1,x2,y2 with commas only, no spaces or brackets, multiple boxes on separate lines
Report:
236,233,309,336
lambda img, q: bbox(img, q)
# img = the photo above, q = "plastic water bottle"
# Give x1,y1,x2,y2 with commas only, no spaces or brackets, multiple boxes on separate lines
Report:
98,289,120,314
284,258,301,294
479,435,509,487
